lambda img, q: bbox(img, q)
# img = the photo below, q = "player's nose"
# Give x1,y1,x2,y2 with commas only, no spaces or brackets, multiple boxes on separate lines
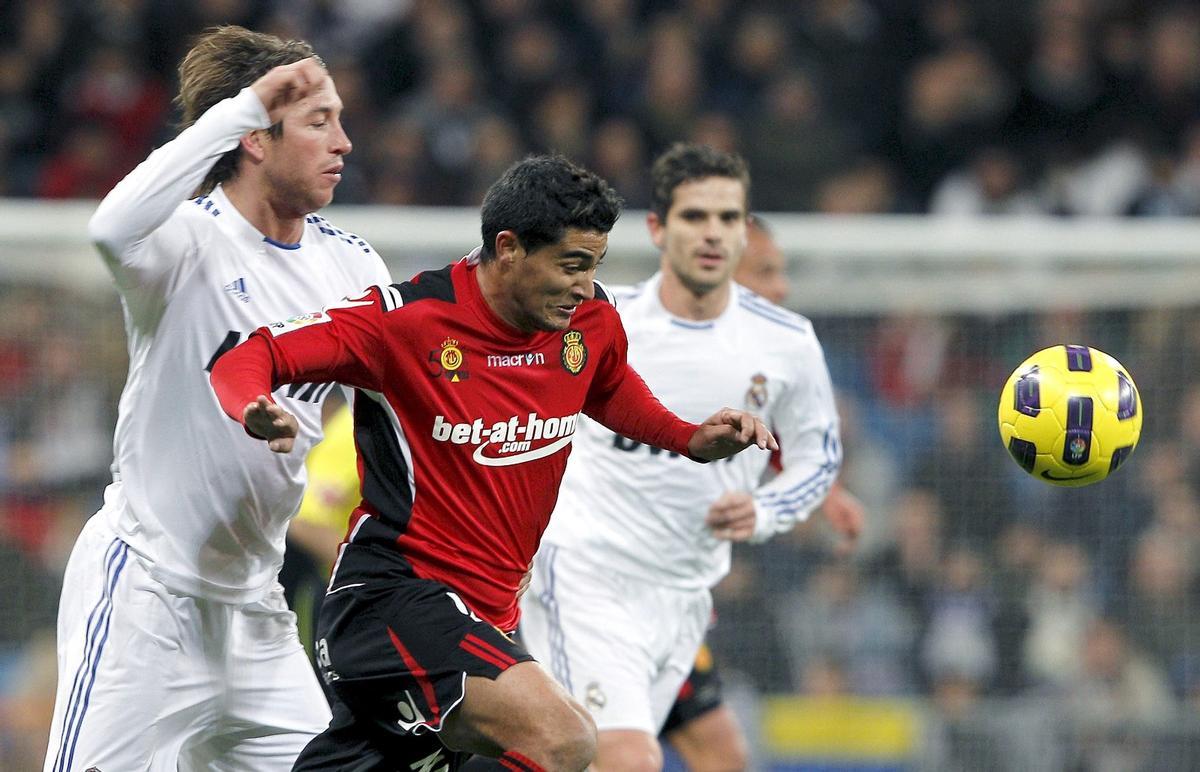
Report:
573,272,595,300
331,120,352,155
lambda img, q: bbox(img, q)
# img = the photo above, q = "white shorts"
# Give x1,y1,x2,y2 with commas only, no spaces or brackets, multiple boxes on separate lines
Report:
44,516,331,772
519,544,712,735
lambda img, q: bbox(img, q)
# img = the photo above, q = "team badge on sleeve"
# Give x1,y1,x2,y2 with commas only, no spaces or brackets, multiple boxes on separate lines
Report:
264,295,372,337
560,330,587,375
266,310,328,336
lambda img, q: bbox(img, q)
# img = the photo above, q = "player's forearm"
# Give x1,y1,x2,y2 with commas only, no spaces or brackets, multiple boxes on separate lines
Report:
750,430,841,541
210,335,279,424
213,309,383,424
89,88,270,264
586,365,697,455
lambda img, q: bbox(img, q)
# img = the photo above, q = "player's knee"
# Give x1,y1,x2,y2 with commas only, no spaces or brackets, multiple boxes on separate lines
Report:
594,729,663,772
693,740,749,772
724,733,751,772
537,698,597,771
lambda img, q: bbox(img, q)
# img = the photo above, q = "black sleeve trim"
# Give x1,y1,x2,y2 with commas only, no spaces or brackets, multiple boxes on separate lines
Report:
592,279,614,306
397,265,456,306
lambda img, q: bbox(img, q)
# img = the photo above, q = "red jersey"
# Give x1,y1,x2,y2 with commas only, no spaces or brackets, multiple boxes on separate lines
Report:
211,257,698,629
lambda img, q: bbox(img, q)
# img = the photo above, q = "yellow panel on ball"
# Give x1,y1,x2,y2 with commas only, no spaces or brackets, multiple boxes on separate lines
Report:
997,345,1142,487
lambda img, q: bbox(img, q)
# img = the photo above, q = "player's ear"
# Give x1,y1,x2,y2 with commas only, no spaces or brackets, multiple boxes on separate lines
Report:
240,129,268,162
646,212,665,251
494,230,523,267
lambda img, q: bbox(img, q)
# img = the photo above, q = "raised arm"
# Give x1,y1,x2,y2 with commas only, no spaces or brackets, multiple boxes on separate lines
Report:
89,59,326,286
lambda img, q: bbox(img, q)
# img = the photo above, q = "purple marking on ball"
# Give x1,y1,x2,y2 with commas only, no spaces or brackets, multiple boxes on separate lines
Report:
1065,345,1093,372
1117,371,1137,420
1062,395,1093,466
1008,437,1038,473
1109,445,1133,473
1014,367,1040,417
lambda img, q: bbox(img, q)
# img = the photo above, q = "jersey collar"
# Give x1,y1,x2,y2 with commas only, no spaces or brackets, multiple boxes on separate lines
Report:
211,186,306,251
647,271,737,329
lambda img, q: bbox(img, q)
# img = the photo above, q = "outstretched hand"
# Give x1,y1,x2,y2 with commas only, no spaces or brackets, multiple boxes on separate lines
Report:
243,395,299,453
687,408,777,462
250,57,327,125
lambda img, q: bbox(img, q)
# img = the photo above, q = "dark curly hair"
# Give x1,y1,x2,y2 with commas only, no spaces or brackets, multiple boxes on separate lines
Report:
479,155,624,261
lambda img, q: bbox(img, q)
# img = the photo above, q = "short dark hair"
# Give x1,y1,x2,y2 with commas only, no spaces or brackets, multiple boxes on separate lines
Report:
479,155,624,261
176,26,321,195
649,143,751,221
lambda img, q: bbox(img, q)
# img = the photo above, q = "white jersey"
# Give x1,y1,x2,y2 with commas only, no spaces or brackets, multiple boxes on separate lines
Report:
90,87,390,603
539,272,841,590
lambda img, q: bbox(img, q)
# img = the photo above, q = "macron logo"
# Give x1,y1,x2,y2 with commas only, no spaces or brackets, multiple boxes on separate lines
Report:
432,412,577,466
223,277,250,303
487,352,546,368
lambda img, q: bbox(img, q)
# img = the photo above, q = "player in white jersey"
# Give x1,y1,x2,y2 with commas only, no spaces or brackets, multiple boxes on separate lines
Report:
44,27,390,772
658,216,867,772
520,144,847,771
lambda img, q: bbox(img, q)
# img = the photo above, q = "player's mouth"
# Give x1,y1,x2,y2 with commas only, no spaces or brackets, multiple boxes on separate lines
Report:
553,303,578,318
696,250,724,268
322,164,344,183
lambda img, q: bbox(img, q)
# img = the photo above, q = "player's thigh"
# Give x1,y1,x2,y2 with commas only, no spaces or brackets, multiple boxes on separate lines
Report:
293,696,463,772
438,660,595,759
188,587,332,771
308,575,535,763
520,545,660,734
45,528,215,772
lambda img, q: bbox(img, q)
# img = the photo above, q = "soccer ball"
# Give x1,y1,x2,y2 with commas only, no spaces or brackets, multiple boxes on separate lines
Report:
997,345,1142,487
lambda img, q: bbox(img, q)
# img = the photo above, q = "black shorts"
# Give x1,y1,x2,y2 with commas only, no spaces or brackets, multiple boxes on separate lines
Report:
659,642,725,736
294,549,534,770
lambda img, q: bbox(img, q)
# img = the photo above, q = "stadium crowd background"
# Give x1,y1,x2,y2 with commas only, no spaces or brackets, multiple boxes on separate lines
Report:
2,0,1200,769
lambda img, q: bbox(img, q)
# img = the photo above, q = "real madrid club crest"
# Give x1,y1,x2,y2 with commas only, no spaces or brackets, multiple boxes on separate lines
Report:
746,372,768,411
560,329,587,375
428,337,469,382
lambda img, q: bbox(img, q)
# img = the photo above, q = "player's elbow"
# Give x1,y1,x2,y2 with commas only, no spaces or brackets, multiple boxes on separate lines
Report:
87,207,123,257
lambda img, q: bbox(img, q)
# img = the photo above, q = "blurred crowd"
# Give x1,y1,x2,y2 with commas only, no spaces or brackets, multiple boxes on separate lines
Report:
2,0,1200,215
5,0,1200,768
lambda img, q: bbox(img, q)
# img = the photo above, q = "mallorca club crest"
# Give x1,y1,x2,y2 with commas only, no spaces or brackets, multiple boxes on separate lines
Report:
560,329,587,375
428,337,469,382
745,373,769,410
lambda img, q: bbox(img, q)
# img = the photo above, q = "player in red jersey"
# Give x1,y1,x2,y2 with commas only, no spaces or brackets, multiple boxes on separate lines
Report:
210,155,775,772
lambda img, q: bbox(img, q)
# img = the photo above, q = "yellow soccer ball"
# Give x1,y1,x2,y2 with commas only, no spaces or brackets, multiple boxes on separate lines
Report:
998,345,1142,487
